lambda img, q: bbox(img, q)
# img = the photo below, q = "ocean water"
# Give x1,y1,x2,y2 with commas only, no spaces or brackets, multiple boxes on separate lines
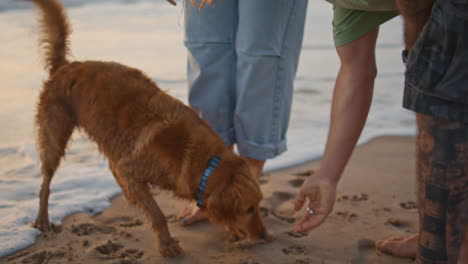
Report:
0,0,416,257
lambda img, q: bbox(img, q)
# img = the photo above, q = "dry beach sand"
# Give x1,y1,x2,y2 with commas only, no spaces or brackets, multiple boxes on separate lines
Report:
0,136,419,264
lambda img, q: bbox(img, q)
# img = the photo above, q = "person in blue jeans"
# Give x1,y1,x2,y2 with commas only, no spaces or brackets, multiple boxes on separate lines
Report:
178,0,308,225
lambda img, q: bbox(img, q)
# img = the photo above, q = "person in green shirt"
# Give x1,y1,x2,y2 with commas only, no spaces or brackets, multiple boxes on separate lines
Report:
329,0,398,46
294,0,421,259
296,0,468,262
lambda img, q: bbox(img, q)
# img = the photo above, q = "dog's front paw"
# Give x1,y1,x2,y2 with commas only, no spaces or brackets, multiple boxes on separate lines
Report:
34,217,52,232
159,239,183,257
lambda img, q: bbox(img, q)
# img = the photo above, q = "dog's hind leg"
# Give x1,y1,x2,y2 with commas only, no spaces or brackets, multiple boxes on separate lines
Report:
34,95,75,232
115,162,183,257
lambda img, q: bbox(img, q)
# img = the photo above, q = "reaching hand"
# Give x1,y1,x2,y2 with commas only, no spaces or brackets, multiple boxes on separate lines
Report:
293,171,338,233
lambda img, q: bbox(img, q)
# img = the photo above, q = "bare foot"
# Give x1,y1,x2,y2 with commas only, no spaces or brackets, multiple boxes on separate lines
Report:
376,233,418,259
177,205,207,226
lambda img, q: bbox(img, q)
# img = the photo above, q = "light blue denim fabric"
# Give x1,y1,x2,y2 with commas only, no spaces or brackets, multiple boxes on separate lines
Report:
184,0,308,160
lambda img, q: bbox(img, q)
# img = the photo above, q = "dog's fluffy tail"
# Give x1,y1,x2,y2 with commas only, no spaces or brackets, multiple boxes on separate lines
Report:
32,0,71,75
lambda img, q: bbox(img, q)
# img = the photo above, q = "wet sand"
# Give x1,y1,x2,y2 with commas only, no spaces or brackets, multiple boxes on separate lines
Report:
1,136,419,264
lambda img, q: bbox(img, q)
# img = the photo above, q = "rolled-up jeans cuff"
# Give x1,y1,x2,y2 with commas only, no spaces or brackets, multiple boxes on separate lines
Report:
216,127,235,147
236,138,287,161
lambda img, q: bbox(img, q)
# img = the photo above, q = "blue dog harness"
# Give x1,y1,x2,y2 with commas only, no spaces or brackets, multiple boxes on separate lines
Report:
196,156,221,207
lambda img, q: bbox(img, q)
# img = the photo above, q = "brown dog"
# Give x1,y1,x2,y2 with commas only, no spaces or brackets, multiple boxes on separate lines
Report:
31,0,271,257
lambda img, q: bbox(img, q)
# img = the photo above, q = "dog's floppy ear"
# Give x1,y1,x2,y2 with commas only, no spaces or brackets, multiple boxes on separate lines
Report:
205,179,245,224
204,162,263,224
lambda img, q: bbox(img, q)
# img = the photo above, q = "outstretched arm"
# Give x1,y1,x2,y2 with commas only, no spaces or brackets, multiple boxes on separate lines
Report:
294,1,435,233
294,29,379,232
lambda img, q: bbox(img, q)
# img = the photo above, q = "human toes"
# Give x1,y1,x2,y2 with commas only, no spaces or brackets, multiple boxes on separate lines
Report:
179,208,207,226
376,235,417,258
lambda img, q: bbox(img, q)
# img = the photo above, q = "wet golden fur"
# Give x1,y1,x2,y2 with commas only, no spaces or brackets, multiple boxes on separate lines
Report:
31,0,269,257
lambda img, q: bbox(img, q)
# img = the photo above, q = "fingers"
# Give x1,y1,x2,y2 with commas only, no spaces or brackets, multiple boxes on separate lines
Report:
294,183,318,211
294,210,327,233
376,238,402,256
375,234,418,259
294,191,307,211
375,236,405,250
293,177,333,232
294,198,328,233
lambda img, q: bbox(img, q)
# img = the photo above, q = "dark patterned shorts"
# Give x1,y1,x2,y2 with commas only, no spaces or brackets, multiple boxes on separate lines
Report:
416,114,468,264
403,0,468,122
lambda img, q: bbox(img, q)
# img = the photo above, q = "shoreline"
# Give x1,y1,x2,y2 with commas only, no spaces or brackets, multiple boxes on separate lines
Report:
1,135,418,264
264,133,417,173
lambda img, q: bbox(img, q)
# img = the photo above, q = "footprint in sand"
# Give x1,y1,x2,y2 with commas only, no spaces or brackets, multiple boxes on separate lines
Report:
119,219,143,228
372,207,392,217
19,250,66,264
400,201,418,209
282,245,308,256
119,248,145,259
259,178,268,185
95,240,124,256
385,218,411,228
286,231,308,238
119,230,133,238
293,170,315,177
337,193,369,202
71,223,115,236
94,240,145,263
271,211,296,224
288,178,304,188
271,191,296,224
292,259,313,264
272,191,295,201
82,239,90,248
336,211,359,223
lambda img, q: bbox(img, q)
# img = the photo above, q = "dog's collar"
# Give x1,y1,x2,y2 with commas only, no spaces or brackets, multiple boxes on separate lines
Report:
196,156,221,207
